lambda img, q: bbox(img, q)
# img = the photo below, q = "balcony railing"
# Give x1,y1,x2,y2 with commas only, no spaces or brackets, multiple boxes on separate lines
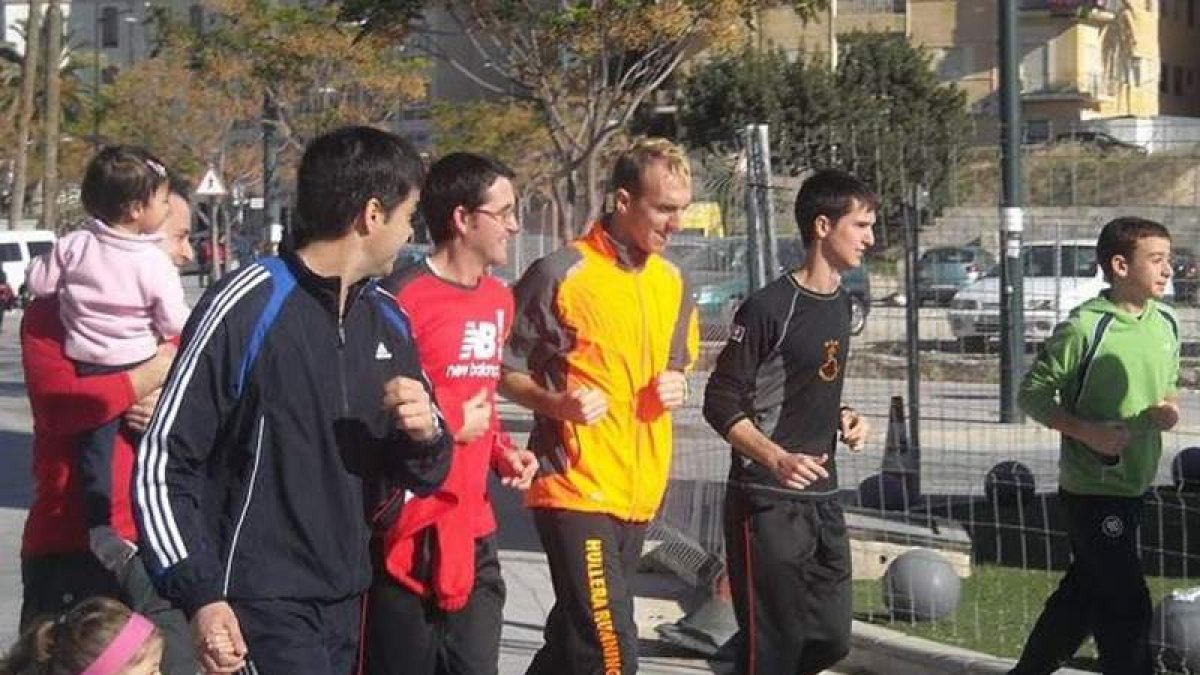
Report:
1021,72,1117,100
1020,0,1120,15
840,0,906,14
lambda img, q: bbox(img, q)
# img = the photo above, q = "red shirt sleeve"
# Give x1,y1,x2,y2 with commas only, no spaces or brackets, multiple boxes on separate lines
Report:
21,297,138,435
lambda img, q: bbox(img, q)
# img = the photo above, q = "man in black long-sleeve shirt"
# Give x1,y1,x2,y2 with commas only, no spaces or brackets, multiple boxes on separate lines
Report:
703,169,877,675
134,127,452,675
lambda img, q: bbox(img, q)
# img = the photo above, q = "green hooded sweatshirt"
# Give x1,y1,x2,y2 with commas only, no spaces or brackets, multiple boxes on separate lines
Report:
1019,293,1180,497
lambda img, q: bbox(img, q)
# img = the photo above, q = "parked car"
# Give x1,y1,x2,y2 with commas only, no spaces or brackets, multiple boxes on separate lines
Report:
0,229,56,307
1172,246,1198,305
916,245,995,306
676,236,871,338
946,239,1175,349
1050,130,1148,155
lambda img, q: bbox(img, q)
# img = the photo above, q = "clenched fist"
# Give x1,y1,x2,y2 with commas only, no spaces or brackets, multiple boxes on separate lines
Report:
655,371,689,410
554,387,608,425
383,376,441,442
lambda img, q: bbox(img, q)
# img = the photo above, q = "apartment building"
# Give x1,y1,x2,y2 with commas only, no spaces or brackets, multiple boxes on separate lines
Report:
757,0,1200,139
0,0,172,74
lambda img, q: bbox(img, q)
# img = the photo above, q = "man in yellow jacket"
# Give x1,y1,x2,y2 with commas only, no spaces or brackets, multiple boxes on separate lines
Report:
501,137,700,675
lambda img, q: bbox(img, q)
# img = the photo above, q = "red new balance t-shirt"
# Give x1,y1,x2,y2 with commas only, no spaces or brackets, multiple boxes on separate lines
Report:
388,260,515,537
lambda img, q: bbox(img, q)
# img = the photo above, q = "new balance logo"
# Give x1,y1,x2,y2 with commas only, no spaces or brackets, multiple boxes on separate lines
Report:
375,343,392,360
459,321,499,360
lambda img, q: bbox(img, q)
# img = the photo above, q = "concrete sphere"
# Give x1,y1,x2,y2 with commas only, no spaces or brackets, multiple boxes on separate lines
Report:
858,473,911,511
1151,588,1200,672
1172,447,1200,492
883,548,962,622
984,460,1036,507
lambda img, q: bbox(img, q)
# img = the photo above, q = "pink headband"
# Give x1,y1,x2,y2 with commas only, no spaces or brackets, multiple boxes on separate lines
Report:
80,613,156,675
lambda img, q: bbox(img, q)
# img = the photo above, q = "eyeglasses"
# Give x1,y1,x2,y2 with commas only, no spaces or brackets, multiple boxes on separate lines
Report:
471,206,519,225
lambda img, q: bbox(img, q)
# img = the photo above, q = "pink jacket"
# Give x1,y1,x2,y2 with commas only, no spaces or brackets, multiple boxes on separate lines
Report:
26,220,188,366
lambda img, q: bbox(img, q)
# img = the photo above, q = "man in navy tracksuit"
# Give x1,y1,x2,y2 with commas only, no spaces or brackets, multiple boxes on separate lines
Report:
133,126,453,675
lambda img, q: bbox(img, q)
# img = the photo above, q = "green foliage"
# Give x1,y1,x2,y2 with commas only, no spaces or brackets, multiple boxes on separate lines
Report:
429,99,556,195
679,31,970,245
102,0,426,193
343,0,831,232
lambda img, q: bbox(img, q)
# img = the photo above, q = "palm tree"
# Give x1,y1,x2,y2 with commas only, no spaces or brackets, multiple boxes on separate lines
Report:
0,16,96,226
10,0,42,229
44,1,62,229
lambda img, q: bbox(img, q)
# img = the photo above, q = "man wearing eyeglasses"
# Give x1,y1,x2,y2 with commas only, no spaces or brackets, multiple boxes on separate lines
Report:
367,152,539,675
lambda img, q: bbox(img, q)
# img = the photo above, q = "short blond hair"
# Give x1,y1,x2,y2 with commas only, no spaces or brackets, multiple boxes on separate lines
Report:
610,137,691,195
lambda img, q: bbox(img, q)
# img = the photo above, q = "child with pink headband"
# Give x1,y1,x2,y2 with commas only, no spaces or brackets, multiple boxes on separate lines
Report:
1,597,164,675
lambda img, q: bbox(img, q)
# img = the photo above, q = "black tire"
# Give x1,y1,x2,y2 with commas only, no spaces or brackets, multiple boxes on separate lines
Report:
849,296,866,336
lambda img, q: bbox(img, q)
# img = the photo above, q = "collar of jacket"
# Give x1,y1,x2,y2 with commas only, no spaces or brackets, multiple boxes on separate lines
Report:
281,249,373,320
590,216,649,271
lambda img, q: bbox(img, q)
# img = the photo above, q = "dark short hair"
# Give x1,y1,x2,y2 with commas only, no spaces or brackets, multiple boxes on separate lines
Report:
294,126,425,247
1096,216,1171,281
166,170,192,201
81,146,169,224
421,153,515,245
794,169,880,246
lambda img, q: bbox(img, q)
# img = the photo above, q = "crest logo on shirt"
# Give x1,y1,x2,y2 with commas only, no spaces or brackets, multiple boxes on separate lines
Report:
818,339,841,382
374,342,392,360
1101,515,1125,538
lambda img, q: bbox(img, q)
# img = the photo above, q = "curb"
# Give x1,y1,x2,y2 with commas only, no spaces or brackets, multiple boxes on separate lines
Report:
842,620,1095,675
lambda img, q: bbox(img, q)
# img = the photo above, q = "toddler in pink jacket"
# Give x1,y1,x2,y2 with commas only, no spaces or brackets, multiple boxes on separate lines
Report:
25,146,188,570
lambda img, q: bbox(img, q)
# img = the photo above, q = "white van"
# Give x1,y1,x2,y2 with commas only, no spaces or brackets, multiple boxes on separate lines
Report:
946,239,1175,348
0,230,57,300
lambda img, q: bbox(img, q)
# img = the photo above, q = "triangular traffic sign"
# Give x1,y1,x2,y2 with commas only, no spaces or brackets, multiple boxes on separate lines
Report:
196,167,228,197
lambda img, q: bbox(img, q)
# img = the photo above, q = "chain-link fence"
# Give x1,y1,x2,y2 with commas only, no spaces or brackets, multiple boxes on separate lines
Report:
502,128,1200,667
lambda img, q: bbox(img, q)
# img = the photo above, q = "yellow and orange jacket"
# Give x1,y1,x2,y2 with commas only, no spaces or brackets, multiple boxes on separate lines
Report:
503,221,700,522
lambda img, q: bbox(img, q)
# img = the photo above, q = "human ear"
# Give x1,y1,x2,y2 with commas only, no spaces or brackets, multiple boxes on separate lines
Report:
1111,254,1130,277
614,188,632,215
813,214,832,240
356,198,384,235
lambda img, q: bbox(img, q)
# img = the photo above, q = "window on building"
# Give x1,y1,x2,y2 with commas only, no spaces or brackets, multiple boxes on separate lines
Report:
189,5,204,33
1131,57,1144,87
1025,120,1051,144
1161,61,1170,93
100,7,119,48
933,46,972,80
1176,65,1185,95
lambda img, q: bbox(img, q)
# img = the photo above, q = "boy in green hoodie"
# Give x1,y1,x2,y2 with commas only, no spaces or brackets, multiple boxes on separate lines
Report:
1010,217,1179,675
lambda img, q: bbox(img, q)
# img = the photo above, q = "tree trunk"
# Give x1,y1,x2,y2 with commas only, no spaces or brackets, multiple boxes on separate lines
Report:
579,150,602,232
43,2,61,231
551,177,571,245
10,0,42,230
